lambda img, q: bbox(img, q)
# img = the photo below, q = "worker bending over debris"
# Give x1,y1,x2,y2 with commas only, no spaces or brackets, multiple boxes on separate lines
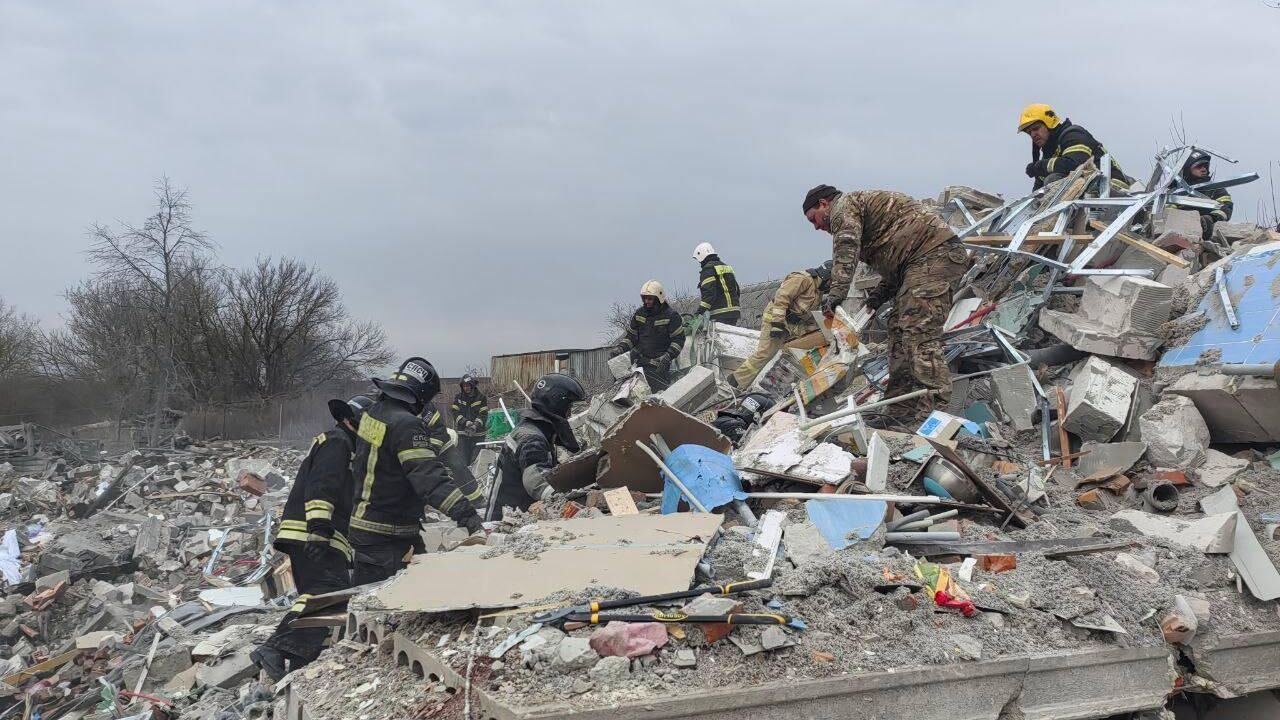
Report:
711,392,774,446
441,427,487,507
1181,150,1234,240
729,262,830,389
251,394,371,680
693,242,741,326
349,357,484,584
485,373,585,520
610,280,686,391
449,374,488,464
803,185,970,424
1017,103,1133,192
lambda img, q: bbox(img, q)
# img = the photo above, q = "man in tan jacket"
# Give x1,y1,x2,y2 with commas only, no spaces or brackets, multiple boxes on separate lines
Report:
730,262,830,389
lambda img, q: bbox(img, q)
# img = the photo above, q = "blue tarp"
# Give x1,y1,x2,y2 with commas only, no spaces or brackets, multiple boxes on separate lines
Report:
660,445,747,514
1161,244,1280,368
804,499,887,550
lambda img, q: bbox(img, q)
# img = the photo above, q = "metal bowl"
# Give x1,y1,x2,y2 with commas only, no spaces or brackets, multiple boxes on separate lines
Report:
922,456,980,504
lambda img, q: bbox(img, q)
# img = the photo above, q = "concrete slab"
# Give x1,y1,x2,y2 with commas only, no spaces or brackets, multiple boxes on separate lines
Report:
1160,246,1280,368
989,365,1038,432
1110,509,1237,553
1168,373,1272,444
1197,449,1249,488
1154,208,1203,239
1039,276,1173,360
656,365,716,412
1064,357,1138,442
1201,486,1280,601
1076,441,1147,480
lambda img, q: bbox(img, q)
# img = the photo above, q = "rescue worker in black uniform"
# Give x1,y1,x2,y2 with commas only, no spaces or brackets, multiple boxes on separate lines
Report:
251,394,372,680
1017,104,1133,192
485,373,585,521
441,426,487,508
449,375,488,464
692,242,741,326
1181,150,1235,241
349,357,484,585
609,280,686,391
711,393,775,447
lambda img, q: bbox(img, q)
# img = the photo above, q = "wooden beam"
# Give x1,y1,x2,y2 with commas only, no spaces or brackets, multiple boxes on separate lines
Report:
1088,219,1190,270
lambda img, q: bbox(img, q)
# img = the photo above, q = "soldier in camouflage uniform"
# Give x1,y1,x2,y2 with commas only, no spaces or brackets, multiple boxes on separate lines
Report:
729,263,830,389
802,185,971,422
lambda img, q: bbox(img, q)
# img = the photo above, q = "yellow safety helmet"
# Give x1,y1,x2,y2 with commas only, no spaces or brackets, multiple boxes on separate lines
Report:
1017,103,1060,133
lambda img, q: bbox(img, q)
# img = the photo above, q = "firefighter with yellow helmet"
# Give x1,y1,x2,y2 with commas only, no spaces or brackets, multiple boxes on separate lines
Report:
1017,104,1132,192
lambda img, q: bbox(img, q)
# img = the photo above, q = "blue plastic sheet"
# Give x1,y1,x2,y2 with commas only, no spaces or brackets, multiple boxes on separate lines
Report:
804,498,887,550
660,445,747,514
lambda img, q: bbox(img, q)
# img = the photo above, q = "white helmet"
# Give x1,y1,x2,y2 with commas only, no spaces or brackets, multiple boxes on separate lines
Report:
692,242,716,263
640,280,667,305
443,428,458,453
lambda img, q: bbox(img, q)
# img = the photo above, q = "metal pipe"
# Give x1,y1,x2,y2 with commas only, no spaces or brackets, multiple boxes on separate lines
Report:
634,440,709,513
498,398,515,428
513,380,533,405
885,532,961,543
799,389,929,431
746,492,941,504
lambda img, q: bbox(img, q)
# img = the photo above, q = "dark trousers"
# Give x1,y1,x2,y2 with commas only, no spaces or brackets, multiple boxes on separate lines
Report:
259,545,350,664
351,536,421,586
458,433,480,465
640,358,672,391
711,311,741,327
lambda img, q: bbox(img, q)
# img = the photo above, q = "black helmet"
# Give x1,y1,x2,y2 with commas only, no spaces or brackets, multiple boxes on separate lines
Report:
460,374,476,391
739,393,774,422
531,373,586,420
328,394,374,425
809,260,833,291
373,357,441,409
1184,150,1212,179
531,373,586,454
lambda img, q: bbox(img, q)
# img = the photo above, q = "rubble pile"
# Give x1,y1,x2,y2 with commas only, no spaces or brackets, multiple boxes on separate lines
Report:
0,441,307,720
10,144,1280,719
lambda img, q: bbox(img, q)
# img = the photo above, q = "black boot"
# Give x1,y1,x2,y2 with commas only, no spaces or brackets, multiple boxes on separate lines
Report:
250,646,290,682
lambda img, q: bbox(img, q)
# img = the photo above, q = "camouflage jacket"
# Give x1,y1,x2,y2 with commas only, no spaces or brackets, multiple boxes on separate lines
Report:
827,190,954,301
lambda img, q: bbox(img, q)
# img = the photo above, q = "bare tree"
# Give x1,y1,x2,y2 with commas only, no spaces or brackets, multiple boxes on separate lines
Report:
0,297,38,379
85,177,214,443
220,257,392,398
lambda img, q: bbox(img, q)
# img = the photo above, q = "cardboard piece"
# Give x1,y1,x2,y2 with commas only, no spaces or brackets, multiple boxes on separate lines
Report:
596,400,731,492
602,487,638,516
546,449,605,493
1200,486,1280,601
375,513,723,613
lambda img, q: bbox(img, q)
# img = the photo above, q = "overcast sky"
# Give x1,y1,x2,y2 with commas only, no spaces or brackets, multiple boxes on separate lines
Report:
2,1,1277,375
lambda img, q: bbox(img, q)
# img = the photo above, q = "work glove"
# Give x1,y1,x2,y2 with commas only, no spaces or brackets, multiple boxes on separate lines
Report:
820,295,841,316
460,513,483,535
1025,160,1047,178
303,519,333,563
768,323,787,339
649,354,671,368
609,346,627,359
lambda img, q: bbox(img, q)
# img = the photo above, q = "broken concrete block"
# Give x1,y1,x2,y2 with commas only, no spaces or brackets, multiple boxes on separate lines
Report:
672,648,697,668
949,634,983,661
194,647,257,689
1076,441,1147,480
1168,372,1280,444
551,637,598,672
75,630,122,650
760,626,795,651
1115,553,1160,584
607,352,633,380
587,655,630,685
1200,486,1280,601
656,365,716,412
988,365,1037,432
1153,207,1203,239
1197,449,1249,488
34,570,69,592
1110,509,1236,553
1139,395,1210,469
1038,276,1173,360
1063,357,1137,442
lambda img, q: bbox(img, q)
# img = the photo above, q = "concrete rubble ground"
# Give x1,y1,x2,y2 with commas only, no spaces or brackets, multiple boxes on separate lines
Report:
7,146,1280,719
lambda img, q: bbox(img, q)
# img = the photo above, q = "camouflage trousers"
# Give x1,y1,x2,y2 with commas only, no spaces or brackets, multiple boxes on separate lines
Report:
883,243,970,420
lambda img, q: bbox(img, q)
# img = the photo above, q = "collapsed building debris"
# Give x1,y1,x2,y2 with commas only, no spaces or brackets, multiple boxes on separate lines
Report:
8,143,1280,720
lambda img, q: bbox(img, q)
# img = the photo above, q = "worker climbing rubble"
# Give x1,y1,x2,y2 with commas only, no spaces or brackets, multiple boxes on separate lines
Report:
449,374,488,464
729,262,830,390
485,372,585,520
1017,103,1133,192
250,394,371,680
803,184,971,424
693,242,742,326
610,280,687,391
348,357,484,584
